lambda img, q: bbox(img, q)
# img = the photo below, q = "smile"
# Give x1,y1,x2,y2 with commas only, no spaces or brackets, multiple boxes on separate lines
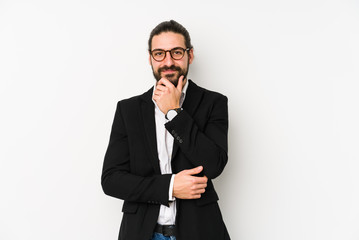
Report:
162,70,177,74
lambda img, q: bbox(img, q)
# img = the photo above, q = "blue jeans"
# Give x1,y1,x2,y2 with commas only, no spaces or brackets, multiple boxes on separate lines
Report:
150,232,176,240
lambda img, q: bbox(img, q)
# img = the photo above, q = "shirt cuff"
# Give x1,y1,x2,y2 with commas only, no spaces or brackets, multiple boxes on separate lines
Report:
169,174,176,201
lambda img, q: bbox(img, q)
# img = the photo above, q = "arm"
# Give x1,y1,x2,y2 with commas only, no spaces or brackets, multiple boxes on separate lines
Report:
165,94,229,179
153,78,227,195
101,102,172,206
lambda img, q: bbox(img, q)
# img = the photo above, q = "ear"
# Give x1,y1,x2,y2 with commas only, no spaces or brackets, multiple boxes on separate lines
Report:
188,48,194,64
149,53,152,65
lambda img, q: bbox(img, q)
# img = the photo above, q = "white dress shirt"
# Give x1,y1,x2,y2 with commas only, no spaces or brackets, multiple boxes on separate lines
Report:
152,80,189,225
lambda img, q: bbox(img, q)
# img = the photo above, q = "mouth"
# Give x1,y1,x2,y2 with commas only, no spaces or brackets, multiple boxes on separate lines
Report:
161,69,177,74
159,65,181,75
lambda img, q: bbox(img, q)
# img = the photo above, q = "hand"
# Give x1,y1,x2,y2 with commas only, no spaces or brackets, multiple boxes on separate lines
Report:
153,75,184,114
173,166,208,199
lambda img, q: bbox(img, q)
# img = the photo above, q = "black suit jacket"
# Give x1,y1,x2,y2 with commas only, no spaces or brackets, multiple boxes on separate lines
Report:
102,80,230,240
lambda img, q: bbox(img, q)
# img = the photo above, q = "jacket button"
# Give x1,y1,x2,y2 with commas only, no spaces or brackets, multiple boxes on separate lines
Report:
179,139,183,144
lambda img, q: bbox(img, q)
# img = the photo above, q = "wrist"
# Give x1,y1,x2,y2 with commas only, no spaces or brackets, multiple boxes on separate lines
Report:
165,107,182,120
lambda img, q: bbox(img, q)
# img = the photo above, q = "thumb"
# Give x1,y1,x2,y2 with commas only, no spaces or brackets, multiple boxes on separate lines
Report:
185,166,203,175
177,75,184,91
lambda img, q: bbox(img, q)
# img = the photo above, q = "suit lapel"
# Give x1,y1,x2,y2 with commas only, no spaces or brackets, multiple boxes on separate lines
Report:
181,80,204,117
171,80,204,159
140,88,161,174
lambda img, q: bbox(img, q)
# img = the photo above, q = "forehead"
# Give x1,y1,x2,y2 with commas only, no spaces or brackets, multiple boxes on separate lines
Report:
151,32,186,50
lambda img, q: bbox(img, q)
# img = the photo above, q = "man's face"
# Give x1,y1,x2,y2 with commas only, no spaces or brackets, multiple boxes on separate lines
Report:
149,32,193,86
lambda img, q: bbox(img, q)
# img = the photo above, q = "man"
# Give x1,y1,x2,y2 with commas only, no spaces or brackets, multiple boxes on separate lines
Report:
102,20,230,240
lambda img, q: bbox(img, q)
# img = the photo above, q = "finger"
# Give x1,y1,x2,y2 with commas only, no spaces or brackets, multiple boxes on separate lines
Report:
153,89,165,97
155,85,167,92
191,183,207,190
158,78,174,88
156,78,168,86
192,188,206,194
193,176,208,184
190,194,201,199
184,166,203,175
153,91,161,97
177,75,184,91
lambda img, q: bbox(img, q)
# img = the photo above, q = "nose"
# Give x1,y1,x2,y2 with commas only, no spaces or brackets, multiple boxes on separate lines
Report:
163,51,175,66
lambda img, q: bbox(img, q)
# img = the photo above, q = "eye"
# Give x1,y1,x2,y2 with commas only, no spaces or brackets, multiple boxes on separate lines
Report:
153,51,164,56
172,49,184,56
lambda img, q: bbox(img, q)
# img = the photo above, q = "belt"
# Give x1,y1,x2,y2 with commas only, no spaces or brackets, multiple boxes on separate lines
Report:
154,224,176,237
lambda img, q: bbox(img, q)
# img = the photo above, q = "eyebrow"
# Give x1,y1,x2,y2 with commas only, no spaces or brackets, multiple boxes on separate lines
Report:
151,47,185,51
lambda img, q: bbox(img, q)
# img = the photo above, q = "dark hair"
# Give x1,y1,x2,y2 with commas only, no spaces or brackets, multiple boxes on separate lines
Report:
148,20,193,51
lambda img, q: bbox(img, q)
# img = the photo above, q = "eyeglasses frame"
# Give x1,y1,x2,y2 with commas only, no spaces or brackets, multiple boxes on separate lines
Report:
149,47,192,62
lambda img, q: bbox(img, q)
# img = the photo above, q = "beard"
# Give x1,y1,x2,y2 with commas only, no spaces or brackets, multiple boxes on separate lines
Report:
151,61,189,87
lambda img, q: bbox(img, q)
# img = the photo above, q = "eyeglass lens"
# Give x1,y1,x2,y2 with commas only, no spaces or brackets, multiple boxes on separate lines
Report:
151,48,186,61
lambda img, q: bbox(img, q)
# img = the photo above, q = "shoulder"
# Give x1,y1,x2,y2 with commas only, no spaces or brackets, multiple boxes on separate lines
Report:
191,81,228,102
116,87,153,109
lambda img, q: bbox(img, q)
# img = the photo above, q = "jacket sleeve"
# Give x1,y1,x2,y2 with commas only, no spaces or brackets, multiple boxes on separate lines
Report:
101,101,172,206
165,94,228,179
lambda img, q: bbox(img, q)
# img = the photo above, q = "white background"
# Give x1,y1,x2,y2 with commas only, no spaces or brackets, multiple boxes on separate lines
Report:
1,0,359,239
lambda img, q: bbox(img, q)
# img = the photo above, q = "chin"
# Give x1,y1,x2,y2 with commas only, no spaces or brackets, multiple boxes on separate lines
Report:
164,74,178,86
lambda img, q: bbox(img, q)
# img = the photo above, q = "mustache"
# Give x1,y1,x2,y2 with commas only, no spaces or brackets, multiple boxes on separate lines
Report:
158,65,182,73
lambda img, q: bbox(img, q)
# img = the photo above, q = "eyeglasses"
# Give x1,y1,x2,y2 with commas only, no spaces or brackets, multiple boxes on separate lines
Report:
150,47,191,62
